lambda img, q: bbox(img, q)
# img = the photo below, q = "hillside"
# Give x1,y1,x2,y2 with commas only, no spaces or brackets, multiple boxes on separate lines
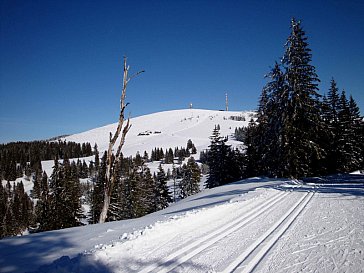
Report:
62,109,254,157
1,109,363,273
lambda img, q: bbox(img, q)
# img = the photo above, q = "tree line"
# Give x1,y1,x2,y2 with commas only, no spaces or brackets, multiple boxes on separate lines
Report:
0,140,93,181
88,145,201,223
204,18,363,188
1,142,202,238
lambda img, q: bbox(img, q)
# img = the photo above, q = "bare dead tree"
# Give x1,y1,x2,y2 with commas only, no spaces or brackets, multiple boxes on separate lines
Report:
99,56,144,223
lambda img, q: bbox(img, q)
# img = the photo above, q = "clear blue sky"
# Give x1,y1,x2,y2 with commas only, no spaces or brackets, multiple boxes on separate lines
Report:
1,0,363,143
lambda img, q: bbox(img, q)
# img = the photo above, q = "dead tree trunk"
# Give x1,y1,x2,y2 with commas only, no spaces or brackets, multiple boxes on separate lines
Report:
99,57,144,223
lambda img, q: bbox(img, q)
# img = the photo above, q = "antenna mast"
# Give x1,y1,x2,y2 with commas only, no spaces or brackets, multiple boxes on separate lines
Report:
225,92,228,111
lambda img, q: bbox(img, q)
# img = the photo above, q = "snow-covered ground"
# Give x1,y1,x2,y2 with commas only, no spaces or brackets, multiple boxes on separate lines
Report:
1,109,363,273
35,109,254,177
62,109,254,157
1,176,363,273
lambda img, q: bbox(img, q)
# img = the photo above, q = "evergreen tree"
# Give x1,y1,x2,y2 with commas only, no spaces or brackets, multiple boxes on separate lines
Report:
348,95,364,170
89,151,105,224
31,168,42,199
140,166,157,214
205,126,242,188
250,63,288,177
0,183,8,238
179,157,201,199
46,156,63,230
109,157,127,220
46,155,82,230
205,126,223,188
35,171,51,231
155,164,172,210
322,79,344,173
280,18,325,177
336,91,352,171
335,91,363,172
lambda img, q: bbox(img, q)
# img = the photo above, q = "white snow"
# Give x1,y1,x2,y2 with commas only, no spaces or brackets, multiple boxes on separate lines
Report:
0,177,363,273
62,109,253,157
1,109,363,273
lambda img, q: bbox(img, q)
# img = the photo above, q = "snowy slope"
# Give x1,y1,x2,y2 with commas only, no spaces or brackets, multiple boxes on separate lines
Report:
62,109,254,157
37,109,253,176
1,176,363,273
1,109,363,273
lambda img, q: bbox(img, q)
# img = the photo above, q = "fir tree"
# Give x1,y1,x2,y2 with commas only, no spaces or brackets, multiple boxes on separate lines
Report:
179,157,201,199
280,18,325,177
31,168,42,199
322,79,343,173
336,91,363,172
205,126,242,188
35,171,51,232
89,151,105,224
348,95,364,170
155,164,172,210
0,183,8,238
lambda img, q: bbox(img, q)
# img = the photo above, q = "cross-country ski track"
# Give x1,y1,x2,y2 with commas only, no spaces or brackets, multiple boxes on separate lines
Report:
3,179,363,273
138,190,315,273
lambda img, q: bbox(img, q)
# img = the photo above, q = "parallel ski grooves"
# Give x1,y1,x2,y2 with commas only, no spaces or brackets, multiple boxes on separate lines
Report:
222,191,314,273
139,190,290,273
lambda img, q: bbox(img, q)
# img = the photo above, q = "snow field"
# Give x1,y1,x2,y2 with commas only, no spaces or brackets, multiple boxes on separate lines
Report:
46,184,363,273
254,187,364,273
62,109,253,158
87,188,281,273
50,186,320,273
1,180,363,273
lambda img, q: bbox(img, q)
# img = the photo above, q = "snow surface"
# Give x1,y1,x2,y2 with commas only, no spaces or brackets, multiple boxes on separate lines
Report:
1,109,363,273
1,177,363,273
62,109,253,157
37,109,253,177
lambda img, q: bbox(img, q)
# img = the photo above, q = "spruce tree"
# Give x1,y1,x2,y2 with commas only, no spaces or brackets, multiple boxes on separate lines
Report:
252,63,288,177
280,18,325,177
205,125,239,188
31,168,42,199
322,79,343,173
89,151,105,224
348,95,364,170
0,183,6,238
35,171,51,231
205,125,223,188
141,166,157,214
337,91,352,171
155,164,172,210
336,91,363,172
179,157,201,199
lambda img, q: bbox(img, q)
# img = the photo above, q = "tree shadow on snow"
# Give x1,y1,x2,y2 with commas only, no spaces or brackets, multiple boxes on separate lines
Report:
25,253,208,273
0,231,74,273
301,173,364,198
0,227,110,273
162,179,284,216
26,254,112,273
112,256,209,273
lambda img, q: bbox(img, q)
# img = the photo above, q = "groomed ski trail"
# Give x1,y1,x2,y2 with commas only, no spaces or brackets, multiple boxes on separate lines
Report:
221,191,314,273
139,190,291,273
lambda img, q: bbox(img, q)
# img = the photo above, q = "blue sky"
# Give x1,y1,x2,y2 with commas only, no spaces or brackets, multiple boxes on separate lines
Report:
1,0,363,143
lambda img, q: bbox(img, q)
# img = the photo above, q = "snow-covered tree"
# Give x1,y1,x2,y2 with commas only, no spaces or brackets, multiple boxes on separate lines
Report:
179,157,201,199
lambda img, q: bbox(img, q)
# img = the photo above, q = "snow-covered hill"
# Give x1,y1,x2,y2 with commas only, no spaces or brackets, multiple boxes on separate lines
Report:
1,109,363,273
1,176,363,273
38,109,254,177
62,109,254,157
